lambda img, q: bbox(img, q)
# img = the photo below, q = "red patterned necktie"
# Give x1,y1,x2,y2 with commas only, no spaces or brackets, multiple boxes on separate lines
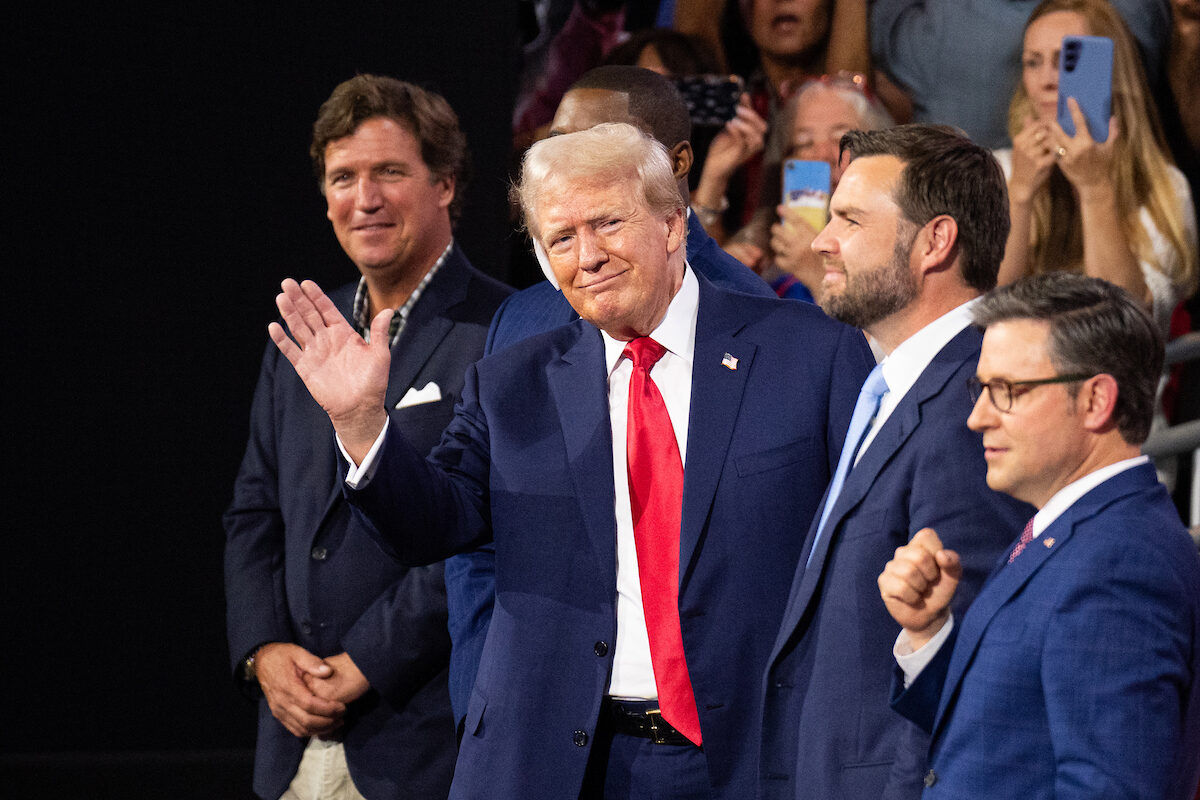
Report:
1008,518,1036,564
624,337,702,746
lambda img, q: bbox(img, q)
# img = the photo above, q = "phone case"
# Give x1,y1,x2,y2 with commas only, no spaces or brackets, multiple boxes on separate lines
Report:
1057,35,1113,142
782,160,832,231
672,75,743,127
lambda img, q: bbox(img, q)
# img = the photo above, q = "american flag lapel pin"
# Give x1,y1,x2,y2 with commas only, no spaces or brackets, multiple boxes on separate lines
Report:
721,352,739,371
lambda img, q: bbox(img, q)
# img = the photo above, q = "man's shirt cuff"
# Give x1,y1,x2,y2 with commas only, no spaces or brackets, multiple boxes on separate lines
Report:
338,423,389,488
894,614,955,688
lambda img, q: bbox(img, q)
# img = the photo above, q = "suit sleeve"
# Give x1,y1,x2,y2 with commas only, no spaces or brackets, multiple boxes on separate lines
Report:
340,560,451,707
1042,533,1195,798
223,344,293,677
346,362,493,566
889,624,957,735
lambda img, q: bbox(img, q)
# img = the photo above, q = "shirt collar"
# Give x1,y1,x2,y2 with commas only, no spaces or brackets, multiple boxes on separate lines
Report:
603,263,699,375
351,239,453,347
880,298,979,403
1031,455,1150,537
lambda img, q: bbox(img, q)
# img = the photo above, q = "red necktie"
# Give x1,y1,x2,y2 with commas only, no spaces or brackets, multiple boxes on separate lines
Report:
1008,518,1036,564
624,337,702,746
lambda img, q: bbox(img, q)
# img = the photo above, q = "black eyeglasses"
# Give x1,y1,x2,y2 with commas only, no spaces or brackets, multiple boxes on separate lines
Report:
967,374,1092,413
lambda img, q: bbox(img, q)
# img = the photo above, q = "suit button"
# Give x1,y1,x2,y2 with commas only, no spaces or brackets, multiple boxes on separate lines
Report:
573,730,588,747
593,641,609,657
311,547,328,561
924,769,937,787
301,622,312,635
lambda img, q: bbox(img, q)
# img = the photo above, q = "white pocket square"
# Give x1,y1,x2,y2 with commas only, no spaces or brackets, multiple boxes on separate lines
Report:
396,382,442,409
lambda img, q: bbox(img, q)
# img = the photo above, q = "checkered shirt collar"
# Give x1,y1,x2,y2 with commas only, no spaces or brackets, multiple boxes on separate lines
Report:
351,240,453,347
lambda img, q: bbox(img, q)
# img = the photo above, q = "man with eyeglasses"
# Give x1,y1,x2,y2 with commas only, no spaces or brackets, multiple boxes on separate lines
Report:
759,124,1031,799
880,272,1200,797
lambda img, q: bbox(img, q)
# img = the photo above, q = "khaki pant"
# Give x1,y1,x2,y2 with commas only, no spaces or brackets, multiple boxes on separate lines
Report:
280,738,368,800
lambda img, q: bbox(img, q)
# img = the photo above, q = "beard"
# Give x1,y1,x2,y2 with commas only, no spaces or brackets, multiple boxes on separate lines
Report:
819,230,919,330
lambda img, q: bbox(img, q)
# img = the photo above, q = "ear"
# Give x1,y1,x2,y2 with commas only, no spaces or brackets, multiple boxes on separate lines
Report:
1078,373,1120,433
669,141,694,182
913,215,959,277
435,174,456,209
665,207,687,255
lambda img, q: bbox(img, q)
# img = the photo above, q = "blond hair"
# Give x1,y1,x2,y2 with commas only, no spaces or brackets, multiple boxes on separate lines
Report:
515,122,685,240
1007,0,1196,298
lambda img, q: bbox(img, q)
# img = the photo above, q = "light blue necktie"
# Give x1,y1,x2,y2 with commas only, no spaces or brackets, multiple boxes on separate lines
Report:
808,364,889,567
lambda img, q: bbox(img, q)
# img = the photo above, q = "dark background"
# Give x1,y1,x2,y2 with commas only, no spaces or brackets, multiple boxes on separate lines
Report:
5,2,519,796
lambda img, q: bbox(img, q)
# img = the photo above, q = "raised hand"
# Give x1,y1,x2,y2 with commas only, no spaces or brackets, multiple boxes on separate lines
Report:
771,205,825,299
1052,96,1118,197
1009,115,1058,204
878,528,962,650
268,279,391,462
692,97,769,223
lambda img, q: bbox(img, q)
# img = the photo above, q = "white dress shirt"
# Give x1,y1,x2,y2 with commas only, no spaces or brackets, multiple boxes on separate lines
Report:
856,299,979,463
343,265,702,701
604,266,698,699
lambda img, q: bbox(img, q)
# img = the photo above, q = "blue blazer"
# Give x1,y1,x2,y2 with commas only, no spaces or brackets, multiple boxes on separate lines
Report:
348,275,874,800
760,325,1032,800
224,248,511,800
892,463,1200,799
444,212,774,722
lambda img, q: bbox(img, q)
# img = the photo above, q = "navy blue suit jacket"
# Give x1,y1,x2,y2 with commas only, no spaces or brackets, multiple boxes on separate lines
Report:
892,463,1200,798
224,247,510,799
348,275,873,799
760,325,1032,800
444,212,773,722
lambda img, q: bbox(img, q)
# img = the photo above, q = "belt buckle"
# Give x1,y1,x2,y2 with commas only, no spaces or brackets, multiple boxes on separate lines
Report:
644,709,670,745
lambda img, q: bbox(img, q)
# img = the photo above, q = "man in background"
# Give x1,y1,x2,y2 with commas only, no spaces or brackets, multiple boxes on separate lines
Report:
224,74,510,799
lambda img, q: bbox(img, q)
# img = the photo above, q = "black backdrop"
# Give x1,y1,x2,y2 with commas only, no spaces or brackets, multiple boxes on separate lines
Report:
5,3,518,795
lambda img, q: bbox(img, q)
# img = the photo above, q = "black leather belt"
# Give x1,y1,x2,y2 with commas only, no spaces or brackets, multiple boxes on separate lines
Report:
603,698,695,746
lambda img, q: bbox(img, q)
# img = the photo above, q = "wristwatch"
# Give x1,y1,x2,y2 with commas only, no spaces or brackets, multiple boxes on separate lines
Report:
242,646,263,683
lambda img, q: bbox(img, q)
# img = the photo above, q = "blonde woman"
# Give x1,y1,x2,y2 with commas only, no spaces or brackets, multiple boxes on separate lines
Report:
996,0,1197,336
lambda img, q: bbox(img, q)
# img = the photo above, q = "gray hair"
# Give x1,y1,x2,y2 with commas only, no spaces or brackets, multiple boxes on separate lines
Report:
783,79,893,139
972,273,1163,444
515,122,685,241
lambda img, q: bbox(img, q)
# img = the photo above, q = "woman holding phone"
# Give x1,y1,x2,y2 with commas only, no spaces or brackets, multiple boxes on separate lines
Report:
997,0,1196,335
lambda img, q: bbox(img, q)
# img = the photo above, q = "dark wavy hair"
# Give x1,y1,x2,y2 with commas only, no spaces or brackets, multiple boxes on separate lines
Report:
310,74,469,221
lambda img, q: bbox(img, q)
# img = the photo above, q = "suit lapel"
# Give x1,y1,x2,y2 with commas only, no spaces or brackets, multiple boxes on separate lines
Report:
930,464,1158,738
383,248,471,409
822,327,980,542
774,327,981,653
680,278,754,586
548,323,619,579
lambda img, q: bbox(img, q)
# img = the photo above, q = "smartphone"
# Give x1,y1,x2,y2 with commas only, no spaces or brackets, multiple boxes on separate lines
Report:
1057,35,1112,142
782,159,832,231
672,75,743,127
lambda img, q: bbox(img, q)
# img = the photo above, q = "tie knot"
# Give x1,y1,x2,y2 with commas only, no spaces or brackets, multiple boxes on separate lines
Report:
624,337,668,371
862,364,889,400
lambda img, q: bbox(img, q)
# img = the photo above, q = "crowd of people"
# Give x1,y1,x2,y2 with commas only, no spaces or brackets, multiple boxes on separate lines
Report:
223,1,1200,798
